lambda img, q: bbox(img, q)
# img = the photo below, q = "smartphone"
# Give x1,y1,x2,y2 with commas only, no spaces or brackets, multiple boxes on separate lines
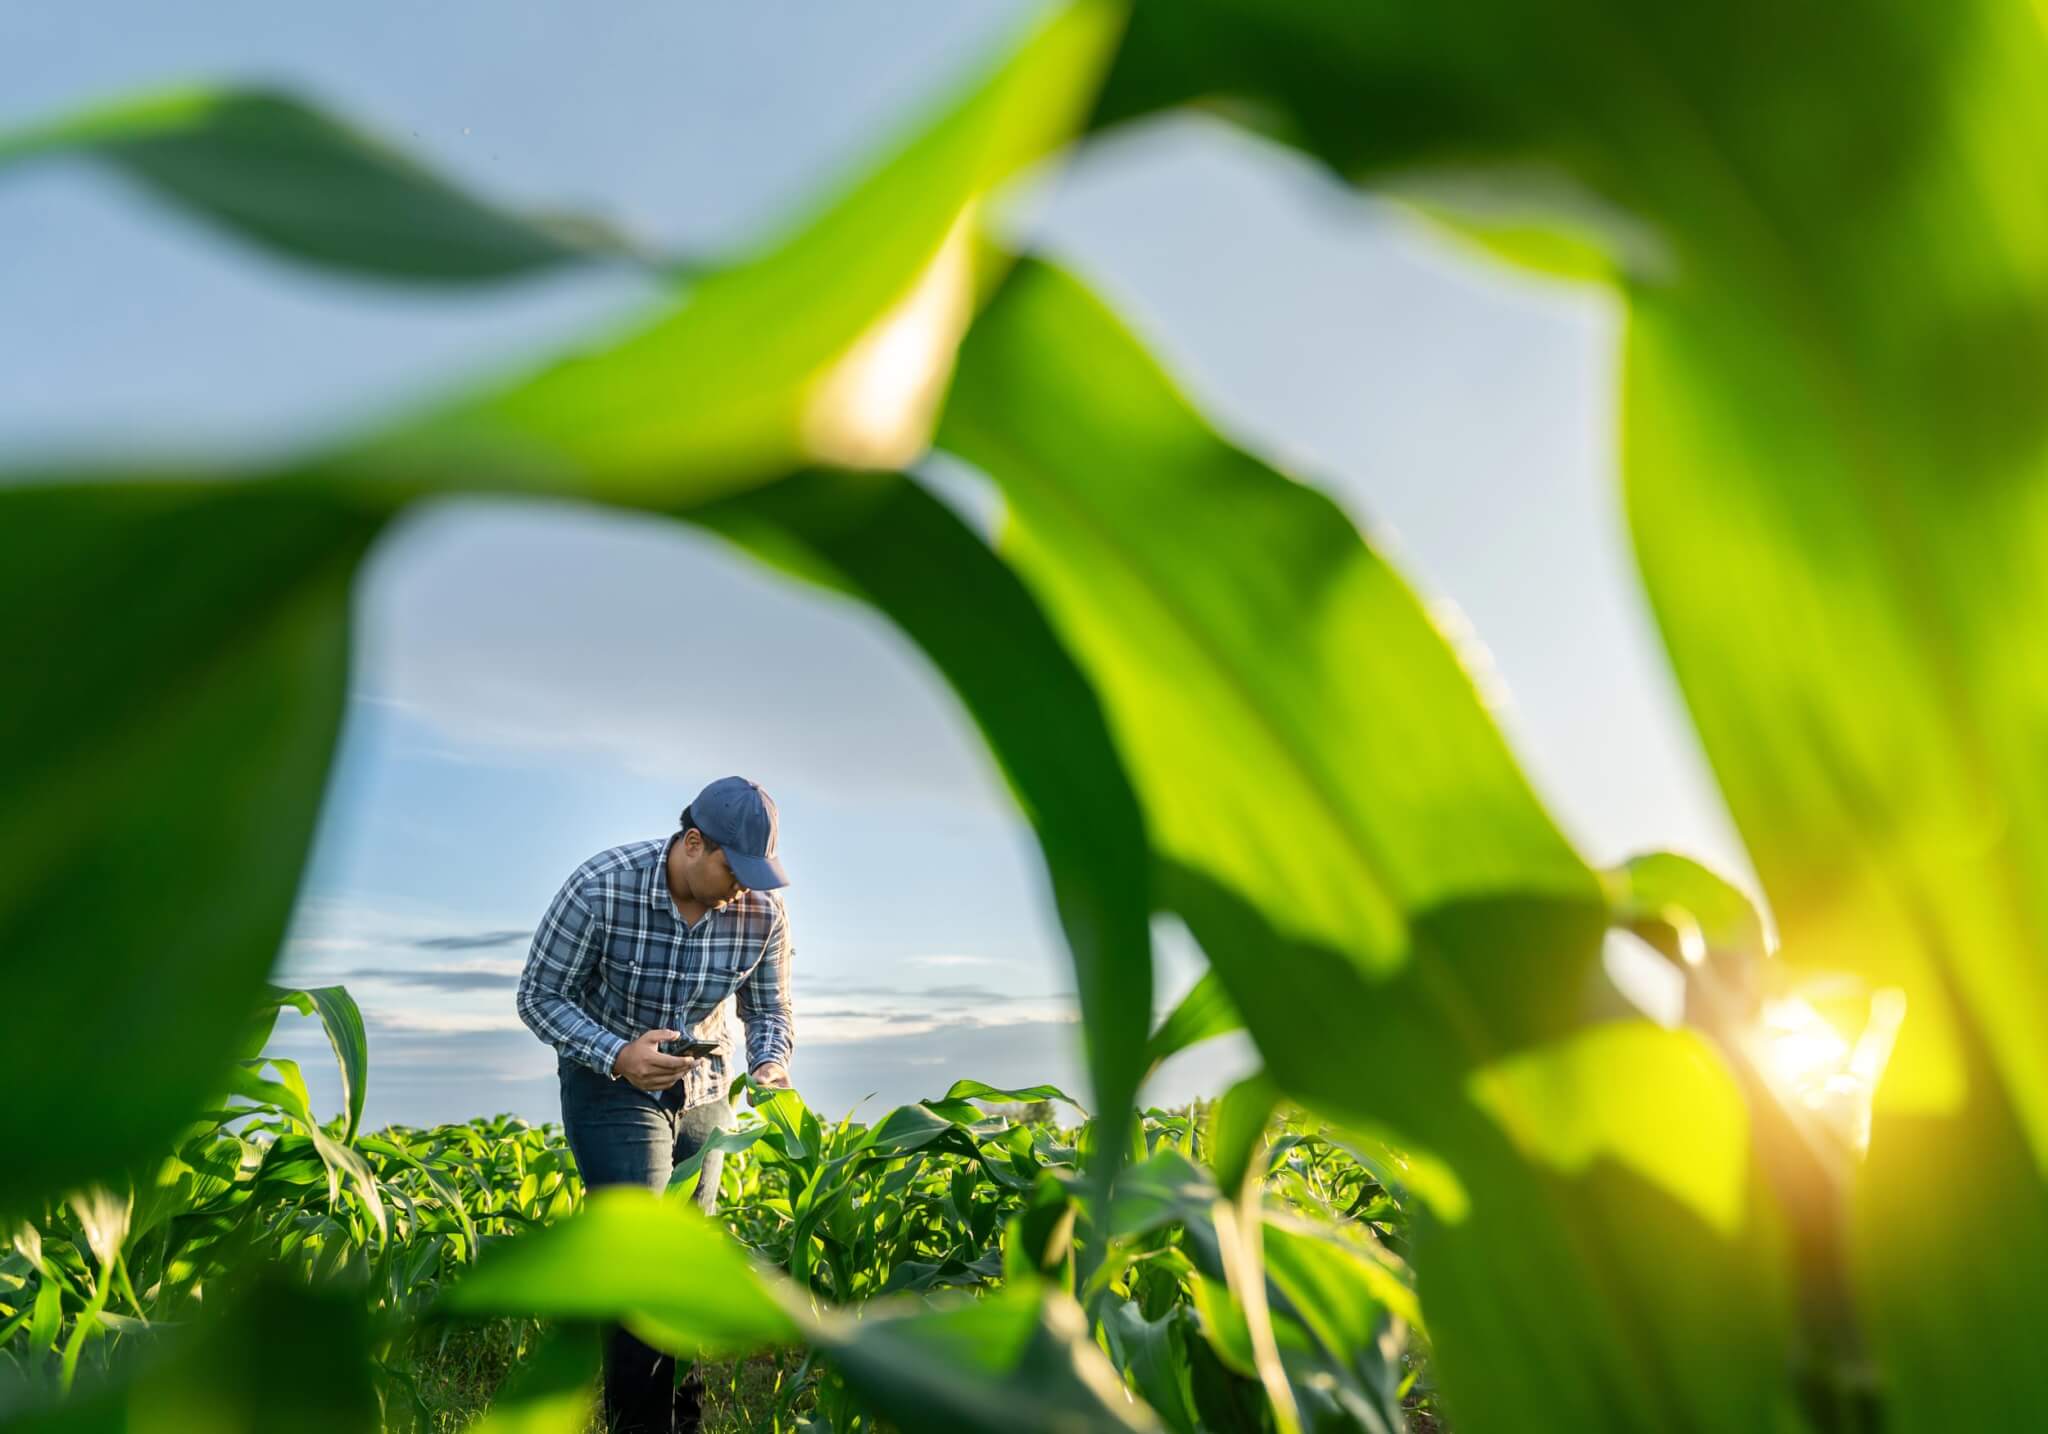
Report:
658,1037,721,1059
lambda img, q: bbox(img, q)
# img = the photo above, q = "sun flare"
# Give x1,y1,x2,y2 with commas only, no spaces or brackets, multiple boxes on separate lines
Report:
1748,989,1907,1150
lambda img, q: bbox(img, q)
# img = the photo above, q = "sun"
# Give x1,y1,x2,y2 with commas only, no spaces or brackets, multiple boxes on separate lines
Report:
1746,988,1907,1150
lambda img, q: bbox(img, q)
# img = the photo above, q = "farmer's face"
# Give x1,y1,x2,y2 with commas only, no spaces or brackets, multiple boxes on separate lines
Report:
683,831,746,908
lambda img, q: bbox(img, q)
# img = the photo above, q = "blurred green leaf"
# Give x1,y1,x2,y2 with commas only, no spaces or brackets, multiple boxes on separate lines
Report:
1618,63,2048,1427
1184,1320,1266,1434
1605,852,1768,1017
462,1323,599,1434
1207,1073,1277,1197
0,0,1126,1216
814,1281,1157,1433
63,1190,129,1278
688,467,1150,1168
1262,1211,1418,1344
1605,854,1765,964
439,1187,800,1357
0,480,384,1216
355,0,1126,501
444,1190,1151,1431
1185,1271,1256,1381
0,87,638,282
923,1079,1081,1125
940,257,1598,1062
1095,4,2048,1424
28,1263,61,1357
1105,1302,1200,1434
938,259,1792,1432
5,1272,378,1432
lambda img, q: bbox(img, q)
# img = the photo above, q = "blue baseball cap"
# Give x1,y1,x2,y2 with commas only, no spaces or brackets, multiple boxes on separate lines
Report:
689,776,789,890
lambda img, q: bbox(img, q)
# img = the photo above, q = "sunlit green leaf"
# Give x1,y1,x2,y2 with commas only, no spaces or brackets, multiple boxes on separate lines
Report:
1262,1211,1418,1344
939,258,1791,1432
1145,970,1242,1073
269,985,370,1141
0,0,1125,1221
63,1191,129,1278
439,1187,800,1357
1096,5,2048,1425
1604,852,1768,1017
940,257,1597,1064
444,1190,1154,1431
688,468,1150,1168
352,0,1126,502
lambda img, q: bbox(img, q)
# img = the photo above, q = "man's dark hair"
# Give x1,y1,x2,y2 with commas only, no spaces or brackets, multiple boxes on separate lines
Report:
677,806,720,851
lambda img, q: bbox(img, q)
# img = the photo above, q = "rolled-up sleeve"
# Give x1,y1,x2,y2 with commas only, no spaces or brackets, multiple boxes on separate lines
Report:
736,903,794,1073
517,878,626,1078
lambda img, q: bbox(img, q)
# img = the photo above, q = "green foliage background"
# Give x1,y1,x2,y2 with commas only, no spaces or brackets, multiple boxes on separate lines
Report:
7,0,2046,1429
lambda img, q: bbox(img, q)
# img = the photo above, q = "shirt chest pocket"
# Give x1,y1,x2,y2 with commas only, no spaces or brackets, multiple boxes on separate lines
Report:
694,940,760,1000
601,935,677,1023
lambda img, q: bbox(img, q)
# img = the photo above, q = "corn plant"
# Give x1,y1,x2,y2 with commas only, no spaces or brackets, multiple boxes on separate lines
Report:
2,975,1424,1433
0,985,554,1418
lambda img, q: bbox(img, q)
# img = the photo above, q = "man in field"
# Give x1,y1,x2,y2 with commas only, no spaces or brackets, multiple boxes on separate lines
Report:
517,774,795,1434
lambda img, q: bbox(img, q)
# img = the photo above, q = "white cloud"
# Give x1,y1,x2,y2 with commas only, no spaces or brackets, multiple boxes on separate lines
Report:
277,895,1073,1065
371,1010,529,1036
802,997,1078,1047
353,500,1016,811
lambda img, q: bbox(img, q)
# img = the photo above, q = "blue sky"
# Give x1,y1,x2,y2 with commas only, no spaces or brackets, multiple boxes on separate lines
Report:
5,2,1743,1128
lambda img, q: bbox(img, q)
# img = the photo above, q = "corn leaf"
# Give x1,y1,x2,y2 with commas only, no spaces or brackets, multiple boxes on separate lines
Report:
0,0,1124,1213
0,480,383,1215
687,468,1150,1170
1092,3,2048,1424
462,1323,600,1434
444,1191,1155,1432
3,1273,377,1432
1145,970,1243,1073
439,1187,800,1357
814,1282,1158,1433
0,87,639,283
936,257,1794,1432
268,985,370,1142
349,0,1126,502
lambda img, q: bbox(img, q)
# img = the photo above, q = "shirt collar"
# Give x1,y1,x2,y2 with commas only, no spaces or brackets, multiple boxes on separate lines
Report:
651,831,682,913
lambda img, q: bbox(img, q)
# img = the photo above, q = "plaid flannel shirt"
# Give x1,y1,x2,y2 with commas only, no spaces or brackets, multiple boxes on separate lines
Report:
517,833,794,1107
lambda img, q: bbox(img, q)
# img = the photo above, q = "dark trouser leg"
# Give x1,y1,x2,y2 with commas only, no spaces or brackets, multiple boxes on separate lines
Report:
558,1059,682,1434
666,1095,738,1433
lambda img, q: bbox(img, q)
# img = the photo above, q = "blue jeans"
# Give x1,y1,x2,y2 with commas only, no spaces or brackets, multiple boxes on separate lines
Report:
558,1056,735,1434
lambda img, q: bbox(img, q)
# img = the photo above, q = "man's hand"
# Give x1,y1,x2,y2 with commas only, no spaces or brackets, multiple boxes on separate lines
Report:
614,1029,699,1092
747,1061,791,1105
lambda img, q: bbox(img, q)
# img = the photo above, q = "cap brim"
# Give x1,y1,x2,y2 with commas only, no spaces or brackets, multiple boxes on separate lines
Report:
727,847,789,891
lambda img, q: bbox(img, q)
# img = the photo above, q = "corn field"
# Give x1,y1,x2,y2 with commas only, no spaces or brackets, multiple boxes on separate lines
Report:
10,0,2048,1429
3,981,1430,1431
